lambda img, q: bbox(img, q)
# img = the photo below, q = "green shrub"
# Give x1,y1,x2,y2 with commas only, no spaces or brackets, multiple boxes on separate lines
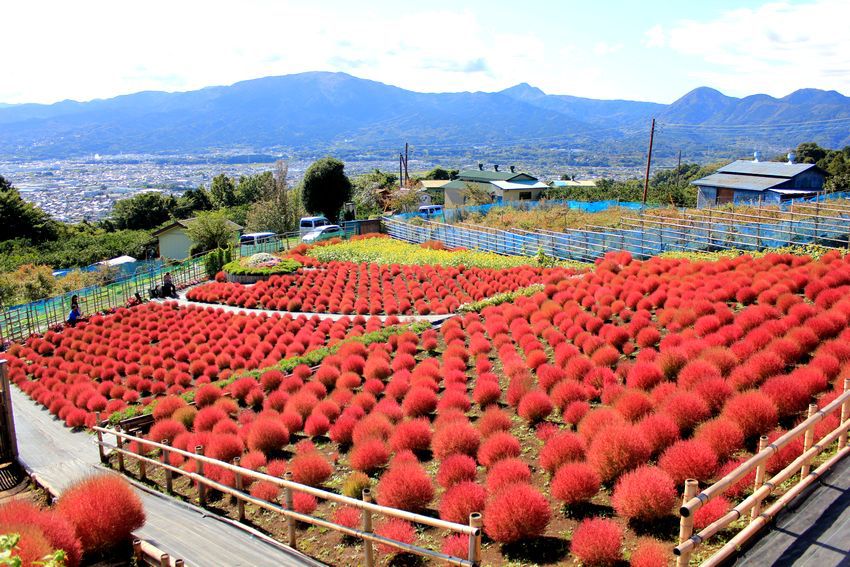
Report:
222,258,301,276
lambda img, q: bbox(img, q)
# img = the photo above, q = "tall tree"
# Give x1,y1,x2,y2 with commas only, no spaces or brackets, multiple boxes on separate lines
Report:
236,172,274,205
301,157,352,221
209,174,237,208
111,192,175,230
0,175,58,242
185,211,234,253
245,160,302,234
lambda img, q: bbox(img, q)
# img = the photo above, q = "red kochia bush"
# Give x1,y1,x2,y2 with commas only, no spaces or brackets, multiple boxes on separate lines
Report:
439,481,487,523
432,422,481,460
477,432,521,468
721,391,779,439
659,439,719,486
0,501,82,567
571,517,623,566
693,496,732,530
517,390,554,423
289,452,333,486
3,525,54,567
587,425,651,483
611,466,677,522
247,418,290,455
390,419,432,453
486,458,532,493
56,475,145,553
377,460,434,512
349,439,390,474
630,537,668,567
694,418,745,461
437,454,478,488
551,462,600,506
539,431,586,474
375,518,415,554
483,483,551,543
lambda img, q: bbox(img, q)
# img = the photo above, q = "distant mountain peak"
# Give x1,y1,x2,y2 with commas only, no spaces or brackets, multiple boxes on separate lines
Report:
500,83,546,99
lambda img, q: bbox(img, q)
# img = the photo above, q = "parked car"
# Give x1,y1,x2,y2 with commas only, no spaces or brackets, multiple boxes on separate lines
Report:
299,216,331,236
302,224,344,243
419,205,443,218
239,232,276,246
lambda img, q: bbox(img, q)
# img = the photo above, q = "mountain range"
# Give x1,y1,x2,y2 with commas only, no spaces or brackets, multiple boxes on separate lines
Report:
0,72,848,162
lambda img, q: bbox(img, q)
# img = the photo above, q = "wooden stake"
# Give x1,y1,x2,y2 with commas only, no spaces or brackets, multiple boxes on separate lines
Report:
468,512,482,566
751,436,769,520
800,404,818,480
162,440,173,494
839,378,850,451
234,457,245,522
195,446,206,508
362,488,375,567
95,412,106,464
676,479,699,567
159,554,170,567
116,434,125,473
284,471,296,547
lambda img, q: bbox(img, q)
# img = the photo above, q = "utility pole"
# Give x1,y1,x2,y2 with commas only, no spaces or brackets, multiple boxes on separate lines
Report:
642,118,656,205
404,142,410,187
675,149,682,189
399,154,404,189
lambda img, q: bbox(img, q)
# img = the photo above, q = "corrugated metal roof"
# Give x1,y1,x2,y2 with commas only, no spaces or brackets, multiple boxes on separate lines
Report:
418,180,450,189
692,173,785,192
457,169,537,182
491,180,549,190
717,160,816,178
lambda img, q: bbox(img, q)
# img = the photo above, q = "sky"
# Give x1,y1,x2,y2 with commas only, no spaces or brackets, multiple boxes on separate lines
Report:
2,0,849,105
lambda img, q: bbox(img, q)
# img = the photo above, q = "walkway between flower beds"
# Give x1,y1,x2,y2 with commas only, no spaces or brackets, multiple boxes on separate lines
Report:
10,386,325,567
734,454,850,567
173,289,457,324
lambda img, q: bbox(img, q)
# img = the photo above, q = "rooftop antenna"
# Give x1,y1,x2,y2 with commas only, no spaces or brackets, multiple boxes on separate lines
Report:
787,151,796,164
753,150,760,162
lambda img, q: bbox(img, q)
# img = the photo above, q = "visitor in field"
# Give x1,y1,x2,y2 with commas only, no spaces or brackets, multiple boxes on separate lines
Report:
162,273,177,298
67,295,82,327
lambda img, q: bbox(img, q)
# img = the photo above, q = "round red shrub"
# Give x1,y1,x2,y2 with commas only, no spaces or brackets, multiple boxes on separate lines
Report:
0,501,81,567
571,517,623,566
441,534,468,560
378,462,434,512
693,496,732,530
477,432,521,468
439,481,487,523
587,425,651,483
611,465,676,522
550,462,600,506
375,518,415,555
486,458,531,493
2,525,54,567
247,418,290,455
432,422,481,461
56,475,145,553
694,418,745,461
402,386,438,417
630,537,668,567
250,480,280,502
517,390,554,423
539,431,586,474
437,454,478,488
662,390,711,432
658,439,718,486
483,483,551,543
289,452,332,486
390,419,432,453
477,407,513,437
721,391,779,439
349,439,390,474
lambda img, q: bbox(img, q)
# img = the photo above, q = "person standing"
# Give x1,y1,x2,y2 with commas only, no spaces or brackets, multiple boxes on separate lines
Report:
67,294,81,327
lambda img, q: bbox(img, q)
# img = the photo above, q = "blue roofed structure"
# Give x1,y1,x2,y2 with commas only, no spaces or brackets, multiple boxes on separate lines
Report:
692,159,826,208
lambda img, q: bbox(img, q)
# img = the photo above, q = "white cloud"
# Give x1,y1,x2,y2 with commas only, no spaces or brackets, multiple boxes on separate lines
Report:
0,1,555,103
643,24,666,48
593,42,623,56
664,0,850,96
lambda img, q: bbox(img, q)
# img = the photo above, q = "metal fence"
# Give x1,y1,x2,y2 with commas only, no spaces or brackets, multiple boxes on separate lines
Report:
0,231,306,344
383,194,850,264
393,198,649,224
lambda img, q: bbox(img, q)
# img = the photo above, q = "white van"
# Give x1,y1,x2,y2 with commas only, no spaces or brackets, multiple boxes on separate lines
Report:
299,216,331,236
239,232,276,246
419,205,443,218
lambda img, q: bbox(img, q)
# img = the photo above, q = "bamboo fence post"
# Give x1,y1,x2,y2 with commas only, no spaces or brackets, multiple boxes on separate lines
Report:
95,412,106,464
284,471,296,547
839,378,850,450
362,488,375,567
175,560,184,567
751,436,769,520
676,479,699,567
159,554,170,567
234,457,245,522
116,433,125,473
800,404,818,480
468,512,482,566
162,439,173,494
133,539,142,561
138,444,147,482
195,445,206,508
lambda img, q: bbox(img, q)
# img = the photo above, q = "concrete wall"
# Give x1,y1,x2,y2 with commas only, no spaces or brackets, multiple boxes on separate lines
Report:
502,188,546,202
158,229,193,260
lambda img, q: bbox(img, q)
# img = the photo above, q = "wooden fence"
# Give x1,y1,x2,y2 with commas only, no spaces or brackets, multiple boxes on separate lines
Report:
93,425,482,567
675,378,850,566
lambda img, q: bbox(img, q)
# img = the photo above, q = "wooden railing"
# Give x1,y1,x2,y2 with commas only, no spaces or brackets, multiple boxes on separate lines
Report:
93,425,482,567
133,538,184,567
675,378,850,566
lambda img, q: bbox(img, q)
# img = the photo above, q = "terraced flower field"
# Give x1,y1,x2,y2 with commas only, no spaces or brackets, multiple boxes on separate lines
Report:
7,247,850,566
